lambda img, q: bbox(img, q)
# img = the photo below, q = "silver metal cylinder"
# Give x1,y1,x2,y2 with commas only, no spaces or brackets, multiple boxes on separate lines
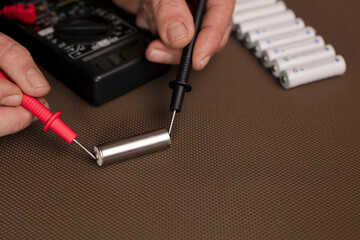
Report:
94,129,171,166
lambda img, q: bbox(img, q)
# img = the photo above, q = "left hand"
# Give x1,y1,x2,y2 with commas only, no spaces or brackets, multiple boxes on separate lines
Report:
113,0,235,70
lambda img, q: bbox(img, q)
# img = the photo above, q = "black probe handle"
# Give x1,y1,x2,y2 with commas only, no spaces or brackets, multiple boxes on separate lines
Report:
169,0,207,112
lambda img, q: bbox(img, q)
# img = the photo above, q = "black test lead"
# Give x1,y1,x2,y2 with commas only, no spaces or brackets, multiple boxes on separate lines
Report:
169,0,207,131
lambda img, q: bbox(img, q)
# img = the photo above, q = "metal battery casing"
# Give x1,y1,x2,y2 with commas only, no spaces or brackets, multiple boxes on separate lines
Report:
262,36,325,67
254,26,316,58
235,10,295,40
94,129,171,166
272,44,335,77
234,0,277,13
280,55,346,89
232,1,287,27
244,18,305,49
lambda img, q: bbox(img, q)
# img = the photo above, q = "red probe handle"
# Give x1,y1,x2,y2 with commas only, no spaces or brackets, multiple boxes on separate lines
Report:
0,4,36,24
0,71,77,143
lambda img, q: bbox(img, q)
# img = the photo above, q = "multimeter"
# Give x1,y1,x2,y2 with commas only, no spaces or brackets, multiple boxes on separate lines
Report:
0,0,169,105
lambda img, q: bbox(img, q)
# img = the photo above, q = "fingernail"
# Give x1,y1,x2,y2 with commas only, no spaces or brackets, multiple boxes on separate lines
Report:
26,68,49,89
200,55,211,69
167,21,188,42
149,49,173,64
0,94,22,106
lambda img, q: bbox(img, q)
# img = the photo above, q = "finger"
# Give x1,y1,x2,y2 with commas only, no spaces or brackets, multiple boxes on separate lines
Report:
146,39,182,64
218,22,232,51
146,15,233,66
143,1,158,34
0,97,49,137
151,0,195,48
0,33,50,97
0,105,33,136
112,0,139,14
192,0,234,70
136,1,151,30
0,77,22,106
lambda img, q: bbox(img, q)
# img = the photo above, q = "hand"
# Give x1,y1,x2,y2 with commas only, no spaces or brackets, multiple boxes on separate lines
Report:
113,0,235,70
0,33,50,137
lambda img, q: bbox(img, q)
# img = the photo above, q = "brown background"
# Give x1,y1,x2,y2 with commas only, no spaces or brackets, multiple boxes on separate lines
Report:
1,0,360,239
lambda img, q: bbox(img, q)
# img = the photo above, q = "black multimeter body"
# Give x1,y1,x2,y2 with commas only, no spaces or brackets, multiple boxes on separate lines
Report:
0,0,169,105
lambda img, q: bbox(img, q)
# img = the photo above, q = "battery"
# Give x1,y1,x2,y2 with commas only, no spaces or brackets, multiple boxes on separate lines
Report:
232,1,287,27
244,18,305,48
234,0,277,13
254,26,316,58
94,129,171,166
261,36,325,67
280,55,346,89
272,44,335,77
235,10,296,40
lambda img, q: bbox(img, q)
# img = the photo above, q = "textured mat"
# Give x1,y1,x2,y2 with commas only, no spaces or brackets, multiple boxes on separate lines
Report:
1,0,360,239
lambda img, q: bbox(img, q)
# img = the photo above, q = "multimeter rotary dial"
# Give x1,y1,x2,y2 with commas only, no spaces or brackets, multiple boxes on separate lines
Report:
54,15,113,44
34,2,137,59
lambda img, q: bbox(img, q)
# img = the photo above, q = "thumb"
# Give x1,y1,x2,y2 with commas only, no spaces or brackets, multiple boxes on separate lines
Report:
151,0,195,48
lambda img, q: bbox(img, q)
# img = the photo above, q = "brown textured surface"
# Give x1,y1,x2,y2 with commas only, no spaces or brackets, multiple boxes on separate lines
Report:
1,0,360,239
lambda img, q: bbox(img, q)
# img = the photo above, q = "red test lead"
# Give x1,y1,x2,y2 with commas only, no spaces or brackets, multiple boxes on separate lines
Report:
0,4,36,24
0,71,95,159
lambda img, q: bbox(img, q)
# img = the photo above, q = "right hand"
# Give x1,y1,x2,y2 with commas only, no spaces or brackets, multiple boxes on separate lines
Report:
112,0,235,70
0,32,50,137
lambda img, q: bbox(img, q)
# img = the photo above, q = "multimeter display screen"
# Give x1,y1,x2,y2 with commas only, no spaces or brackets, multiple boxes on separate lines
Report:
88,39,146,73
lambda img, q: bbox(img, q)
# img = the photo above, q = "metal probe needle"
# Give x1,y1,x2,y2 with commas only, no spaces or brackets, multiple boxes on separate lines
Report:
169,110,176,134
73,139,96,159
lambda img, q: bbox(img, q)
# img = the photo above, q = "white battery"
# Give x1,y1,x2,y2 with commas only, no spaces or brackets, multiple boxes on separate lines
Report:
234,0,277,13
233,1,287,26
272,45,336,77
235,10,296,40
244,18,305,48
280,55,346,89
254,26,316,58
262,36,325,67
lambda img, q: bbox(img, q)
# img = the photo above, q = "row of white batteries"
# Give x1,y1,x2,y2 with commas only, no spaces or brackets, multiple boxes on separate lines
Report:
232,0,346,89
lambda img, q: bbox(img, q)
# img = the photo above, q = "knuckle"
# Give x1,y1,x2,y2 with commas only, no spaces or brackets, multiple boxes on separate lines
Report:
2,42,31,62
153,0,182,17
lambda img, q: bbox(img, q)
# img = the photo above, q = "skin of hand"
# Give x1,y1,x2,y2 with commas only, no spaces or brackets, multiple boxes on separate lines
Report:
112,0,235,70
0,33,50,137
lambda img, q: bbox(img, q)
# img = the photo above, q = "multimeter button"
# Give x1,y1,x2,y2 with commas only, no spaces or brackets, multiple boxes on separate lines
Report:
107,55,125,65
